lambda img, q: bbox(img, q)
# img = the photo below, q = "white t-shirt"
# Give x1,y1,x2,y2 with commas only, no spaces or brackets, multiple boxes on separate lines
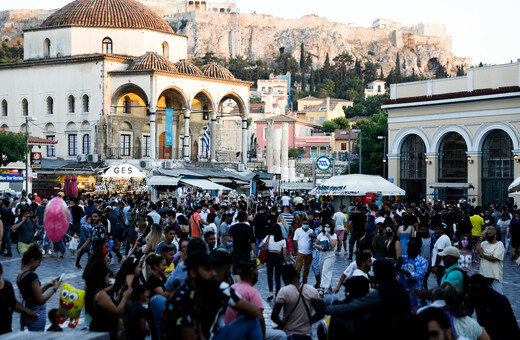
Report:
332,212,347,231
263,235,286,252
375,216,386,225
317,232,337,250
293,228,314,255
479,241,505,282
281,196,291,206
343,258,375,278
432,234,452,266
204,223,218,235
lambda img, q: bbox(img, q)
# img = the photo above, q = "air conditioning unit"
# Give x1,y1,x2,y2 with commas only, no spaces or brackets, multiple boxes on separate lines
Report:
236,163,246,172
163,160,173,169
87,154,98,162
140,160,152,169
77,154,87,162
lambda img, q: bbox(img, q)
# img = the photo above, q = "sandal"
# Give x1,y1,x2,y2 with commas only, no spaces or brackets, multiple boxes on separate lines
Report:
267,294,274,301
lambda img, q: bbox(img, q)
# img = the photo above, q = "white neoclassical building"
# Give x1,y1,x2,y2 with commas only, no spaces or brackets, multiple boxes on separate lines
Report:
0,0,251,170
383,61,520,207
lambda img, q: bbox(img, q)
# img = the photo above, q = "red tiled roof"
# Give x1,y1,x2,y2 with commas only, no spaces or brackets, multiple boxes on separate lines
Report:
5,132,58,145
297,95,322,101
40,0,175,34
384,86,520,105
334,129,359,140
175,59,203,76
129,52,178,72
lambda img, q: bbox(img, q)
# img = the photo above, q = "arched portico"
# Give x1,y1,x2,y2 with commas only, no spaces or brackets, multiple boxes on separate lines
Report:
155,86,188,160
218,92,249,165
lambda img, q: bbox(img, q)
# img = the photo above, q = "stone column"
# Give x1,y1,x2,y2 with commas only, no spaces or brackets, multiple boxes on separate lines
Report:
175,114,181,159
466,151,482,205
266,120,274,173
241,116,248,166
183,109,191,161
149,106,156,160
273,128,281,174
281,122,289,181
387,154,400,186
513,150,520,207
425,152,439,201
210,111,217,163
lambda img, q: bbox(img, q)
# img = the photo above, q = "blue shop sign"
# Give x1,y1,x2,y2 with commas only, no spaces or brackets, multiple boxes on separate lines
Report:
0,174,24,182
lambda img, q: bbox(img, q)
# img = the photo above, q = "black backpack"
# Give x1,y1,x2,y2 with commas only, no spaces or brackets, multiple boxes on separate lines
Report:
452,267,469,293
1,209,15,226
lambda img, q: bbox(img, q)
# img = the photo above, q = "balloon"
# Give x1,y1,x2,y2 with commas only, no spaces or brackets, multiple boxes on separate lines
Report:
55,283,85,328
43,197,70,242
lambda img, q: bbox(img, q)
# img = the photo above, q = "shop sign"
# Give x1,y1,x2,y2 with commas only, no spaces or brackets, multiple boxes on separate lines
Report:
31,152,42,169
0,174,24,182
165,108,173,146
316,156,331,171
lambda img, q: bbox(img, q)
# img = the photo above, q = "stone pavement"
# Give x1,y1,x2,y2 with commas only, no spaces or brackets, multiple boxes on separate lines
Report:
2,247,520,336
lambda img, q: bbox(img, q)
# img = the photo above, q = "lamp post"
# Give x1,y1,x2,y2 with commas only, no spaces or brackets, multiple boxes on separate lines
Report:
25,116,36,194
351,129,362,174
377,135,387,178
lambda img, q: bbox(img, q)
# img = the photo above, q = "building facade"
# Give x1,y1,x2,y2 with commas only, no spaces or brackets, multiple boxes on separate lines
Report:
383,61,520,206
0,0,251,172
295,96,353,125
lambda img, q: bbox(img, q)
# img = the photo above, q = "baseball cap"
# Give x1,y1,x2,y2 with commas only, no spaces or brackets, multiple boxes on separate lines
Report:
438,246,460,258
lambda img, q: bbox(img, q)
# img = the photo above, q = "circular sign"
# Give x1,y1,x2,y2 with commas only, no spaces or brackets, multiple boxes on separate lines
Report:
316,156,332,171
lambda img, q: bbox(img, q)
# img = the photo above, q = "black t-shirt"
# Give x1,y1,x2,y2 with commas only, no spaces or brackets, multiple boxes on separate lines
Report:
0,280,16,335
349,212,367,233
70,205,84,223
252,213,270,239
125,302,148,340
17,271,40,308
229,223,255,257
146,274,165,298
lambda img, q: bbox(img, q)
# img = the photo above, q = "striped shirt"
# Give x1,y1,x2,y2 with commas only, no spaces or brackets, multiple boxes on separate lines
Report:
280,213,294,226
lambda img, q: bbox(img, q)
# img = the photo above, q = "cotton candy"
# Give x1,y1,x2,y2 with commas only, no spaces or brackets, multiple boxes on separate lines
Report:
44,197,70,242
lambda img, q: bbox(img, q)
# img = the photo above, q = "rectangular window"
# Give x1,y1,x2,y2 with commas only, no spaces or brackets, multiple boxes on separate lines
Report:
341,142,347,151
68,134,77,156
319,117,325,124
143,135,150,157
46,135,56,157
82,134,91,155
120,134,131,156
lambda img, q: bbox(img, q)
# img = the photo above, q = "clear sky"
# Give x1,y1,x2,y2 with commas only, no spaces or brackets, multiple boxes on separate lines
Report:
3,0,519,65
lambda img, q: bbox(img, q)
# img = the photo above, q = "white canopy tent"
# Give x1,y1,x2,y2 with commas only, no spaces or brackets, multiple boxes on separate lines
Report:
102,163,146,179
147,176,181,186
508,177,520,192
310,174,405,196
180,178,231,191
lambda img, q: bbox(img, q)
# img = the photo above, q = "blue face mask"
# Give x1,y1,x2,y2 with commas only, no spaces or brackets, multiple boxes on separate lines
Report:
134,227,139,233
277,209,281,213
226,242,233,249
324,227,331,233
314,221,320,226
302,224,309,230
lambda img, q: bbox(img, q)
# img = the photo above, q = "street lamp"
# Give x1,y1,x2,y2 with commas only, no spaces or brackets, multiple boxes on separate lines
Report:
377,135,387,178
351,129,362,174
25,116,36,194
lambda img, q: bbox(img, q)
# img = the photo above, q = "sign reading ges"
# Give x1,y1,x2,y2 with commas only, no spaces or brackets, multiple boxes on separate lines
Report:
113,166,133,175
316,156,331,171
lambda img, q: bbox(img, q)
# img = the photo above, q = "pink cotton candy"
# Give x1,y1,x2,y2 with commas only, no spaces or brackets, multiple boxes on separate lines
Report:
44,197,70,242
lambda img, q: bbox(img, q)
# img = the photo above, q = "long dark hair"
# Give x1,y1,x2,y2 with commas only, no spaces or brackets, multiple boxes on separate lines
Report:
82,246,107,280
269,223,283,242
110,257,140,294
85,260,109,314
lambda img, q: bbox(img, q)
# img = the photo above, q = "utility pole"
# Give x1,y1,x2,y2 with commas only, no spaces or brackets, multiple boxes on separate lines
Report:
352,129,361,174
378,135,387,178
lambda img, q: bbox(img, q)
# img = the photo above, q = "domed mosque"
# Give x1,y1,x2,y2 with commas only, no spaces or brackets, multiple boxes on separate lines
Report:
0,0,251,193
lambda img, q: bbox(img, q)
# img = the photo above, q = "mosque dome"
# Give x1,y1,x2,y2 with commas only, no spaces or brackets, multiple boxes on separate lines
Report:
129,52,178,72
200,62,235,80
175,59,203,76
40,0,175,34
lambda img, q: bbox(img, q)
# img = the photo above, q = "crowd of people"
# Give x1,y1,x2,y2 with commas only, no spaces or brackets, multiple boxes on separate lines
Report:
0,190,520,339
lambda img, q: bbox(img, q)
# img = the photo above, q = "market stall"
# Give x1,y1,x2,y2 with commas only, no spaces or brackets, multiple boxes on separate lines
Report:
309,174,405,208
98,163,146,194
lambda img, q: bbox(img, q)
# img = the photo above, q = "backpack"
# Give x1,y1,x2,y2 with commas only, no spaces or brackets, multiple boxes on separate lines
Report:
452,267,469,293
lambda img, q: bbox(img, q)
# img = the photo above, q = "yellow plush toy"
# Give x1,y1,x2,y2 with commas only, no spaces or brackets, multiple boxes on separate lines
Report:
56,283,85,328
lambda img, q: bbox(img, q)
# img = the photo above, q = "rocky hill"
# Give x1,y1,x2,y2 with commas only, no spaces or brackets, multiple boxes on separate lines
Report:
0,7,471,76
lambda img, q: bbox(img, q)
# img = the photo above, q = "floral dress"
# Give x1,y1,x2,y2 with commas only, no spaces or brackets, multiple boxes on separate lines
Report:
399,254,428,310
311,226,323,275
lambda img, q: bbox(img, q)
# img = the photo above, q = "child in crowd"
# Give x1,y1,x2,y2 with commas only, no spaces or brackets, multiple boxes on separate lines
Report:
47,309,63,332
69,234,79,259
124,285,149,340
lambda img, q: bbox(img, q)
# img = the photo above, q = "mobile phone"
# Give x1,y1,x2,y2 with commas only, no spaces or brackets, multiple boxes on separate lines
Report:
59,274,65,282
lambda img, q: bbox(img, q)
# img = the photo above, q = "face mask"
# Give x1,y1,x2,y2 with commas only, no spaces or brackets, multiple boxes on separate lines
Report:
314,221,320,227
461,239,469,248
277,209,281,213
302,224,309,230
385,231,393,238
485,235,495,243
135,227,139,233
324,227,331,233
145,221,149,226
226,242,233,249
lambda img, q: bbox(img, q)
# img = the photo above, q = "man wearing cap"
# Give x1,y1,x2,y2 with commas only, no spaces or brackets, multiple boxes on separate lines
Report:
223,258,287,340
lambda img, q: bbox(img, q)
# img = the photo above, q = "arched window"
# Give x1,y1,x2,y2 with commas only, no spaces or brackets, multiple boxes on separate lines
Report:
82,134,91,155
82,94,89,112
102,37,113,54
1,100,7,116
43,38,50,58
482,130,514,206
46,97,54,114
162,41,169,59
68,95,75,113
400,135,426,202
22,98,28,116
438,132,468,201
123,96,131,113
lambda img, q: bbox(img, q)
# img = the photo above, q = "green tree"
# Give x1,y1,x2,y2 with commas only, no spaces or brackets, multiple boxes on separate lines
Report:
309,66,315,93
348,113,387,176
0,132,29,167
322,53,332,80
300,43,306,91
250,97,264,104
288,147,305,159
0,41,23,63
316,78,335,98
321,120,339,132
363,61,379,85
435,64,448,79
332,117,350,129
456,64,466,76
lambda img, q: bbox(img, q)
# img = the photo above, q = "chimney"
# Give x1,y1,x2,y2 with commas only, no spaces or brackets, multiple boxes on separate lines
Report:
326,97,330,112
